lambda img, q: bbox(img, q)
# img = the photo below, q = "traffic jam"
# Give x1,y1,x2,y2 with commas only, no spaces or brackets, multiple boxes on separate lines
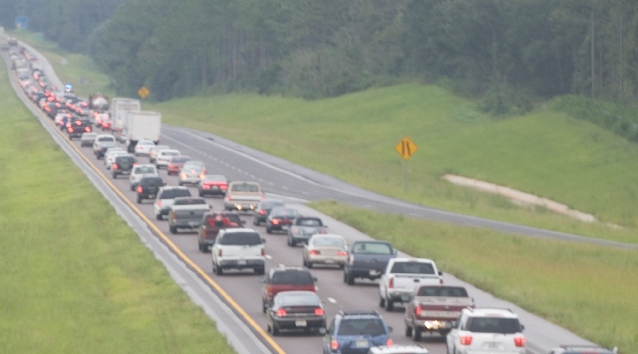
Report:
5,41,618,354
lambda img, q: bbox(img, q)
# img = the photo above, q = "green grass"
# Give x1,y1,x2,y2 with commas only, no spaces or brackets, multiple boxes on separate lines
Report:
0,62,234,353
310,200,638,353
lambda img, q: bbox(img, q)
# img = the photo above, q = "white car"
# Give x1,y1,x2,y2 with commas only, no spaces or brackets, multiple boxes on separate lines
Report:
379,258,442,311
446,308,526,354
149,145,169,163
129,164,158,190
134,139,156,156
211,228,266,275
155,149,180,169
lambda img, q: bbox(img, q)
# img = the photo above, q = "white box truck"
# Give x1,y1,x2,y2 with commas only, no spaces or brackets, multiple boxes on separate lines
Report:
124,110,161,152
110,98,140,142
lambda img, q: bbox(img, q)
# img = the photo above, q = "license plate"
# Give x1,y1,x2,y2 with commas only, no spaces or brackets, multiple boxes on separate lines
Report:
369,270,379,276
148,194,155,199
485,342,501,349
237,260,247,265
325,259,334,264
355,340,369,348
212,186,219,189
282,225,289,230
189,221,199,227
122,171,130,175
295,320,307,327
401,294,411,301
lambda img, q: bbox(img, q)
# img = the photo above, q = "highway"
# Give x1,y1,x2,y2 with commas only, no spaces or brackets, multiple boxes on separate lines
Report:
3,41,604,354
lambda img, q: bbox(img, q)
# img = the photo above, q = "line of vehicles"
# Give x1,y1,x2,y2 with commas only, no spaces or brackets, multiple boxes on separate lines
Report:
5,39,620,354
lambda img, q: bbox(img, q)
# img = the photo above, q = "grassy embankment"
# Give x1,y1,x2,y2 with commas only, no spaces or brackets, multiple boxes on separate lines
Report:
17,31,638,351
0,59,234,352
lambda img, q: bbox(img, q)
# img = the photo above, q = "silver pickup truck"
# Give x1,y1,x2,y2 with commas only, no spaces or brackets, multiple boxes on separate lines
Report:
224,181,264,211
168,197,211,234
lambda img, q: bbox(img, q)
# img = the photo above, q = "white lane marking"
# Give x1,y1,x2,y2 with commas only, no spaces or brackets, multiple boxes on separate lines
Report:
281,186,288,190
327,297,337,304
301,191,309,195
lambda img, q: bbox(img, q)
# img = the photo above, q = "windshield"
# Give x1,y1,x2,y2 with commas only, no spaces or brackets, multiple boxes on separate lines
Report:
218,232,262,246
276,292,320,306
231,183,259,192
352,242,392,255
312,237,345,247
271,270,313,285
143,178,164,186
417,286,468,297
390,262,435,275
466,317,522,334
337,318,386,336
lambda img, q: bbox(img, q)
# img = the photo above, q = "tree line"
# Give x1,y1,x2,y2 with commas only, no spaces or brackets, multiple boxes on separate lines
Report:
3,0,638,112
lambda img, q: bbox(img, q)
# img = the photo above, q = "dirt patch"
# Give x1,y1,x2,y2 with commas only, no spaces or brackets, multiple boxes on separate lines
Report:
443,174,598,223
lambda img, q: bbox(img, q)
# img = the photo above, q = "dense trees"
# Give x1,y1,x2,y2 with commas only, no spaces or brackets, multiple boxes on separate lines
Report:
4,0,638,108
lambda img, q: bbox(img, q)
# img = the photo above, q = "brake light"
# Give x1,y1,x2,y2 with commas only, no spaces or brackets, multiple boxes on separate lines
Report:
337,250,347,256
75,120,81,125
137,186,143,193
348,255,354,264
267,285,273,297
199,174,205,179
218,249,222,257
388,277,394,289
272,219,279,225
459,335,473,345
440,278,444,285
157,200,162,207
171,211,177,220
68,127,74,133
330,339,338,351
259,210,265,215
112,164,118,170
227,196,232,201
180,173,187,178
261,195,265,200
514,337,526,347
85,127,91,132
415,306,422,316
386,339,393,347
275,309,286,317
310,250,320,255
220,184,227,190
314,308,324,316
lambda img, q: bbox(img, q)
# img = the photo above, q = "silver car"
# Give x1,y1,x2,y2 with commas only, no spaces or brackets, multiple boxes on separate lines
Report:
302,234,348,268
178,161,206,185
129,164,159,190
134,139,156,156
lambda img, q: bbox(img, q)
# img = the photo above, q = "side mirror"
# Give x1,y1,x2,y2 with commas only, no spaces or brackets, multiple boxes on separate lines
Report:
261,238,266,243
313,277,318,283
520,324,525,331
387,326,393,333
393,250,398,255
438,271,443,276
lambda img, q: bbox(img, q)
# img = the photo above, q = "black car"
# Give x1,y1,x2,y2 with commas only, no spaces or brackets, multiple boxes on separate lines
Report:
112,155,137,178
253,199,285,226
287,216,328,246
66,118,93,140
136,176,165,203
266,291,326,336
322,310,393,354
265,207,299,234
343,241,397,285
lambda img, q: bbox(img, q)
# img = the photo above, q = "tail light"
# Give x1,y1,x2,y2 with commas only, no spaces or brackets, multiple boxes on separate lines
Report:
157,200,162,207
261,195,265,200
385,339,393,347
259,210,265,215
459,335,473,345
330,339,339,351
388,277,394,289
415,306,422,316
75,120,81,125
218,249,222,257
227,196,232,201
440,278,444,285
267,285,273,297
309,250,320,255
275,309,286,317
314,308,324,316
112,163,118,170
514,337,526,347
272,219,279,225
337,250,347,256
199,174,205,179
261,248,265,256
220,184,227,190
68,127,74,132
137,186,143,193
85,127,90,132
292,227,298,233
171,211,177,220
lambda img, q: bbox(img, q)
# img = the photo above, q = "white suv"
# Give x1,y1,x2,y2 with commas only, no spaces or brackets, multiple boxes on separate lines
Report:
211,228,266,276
446,308,525,354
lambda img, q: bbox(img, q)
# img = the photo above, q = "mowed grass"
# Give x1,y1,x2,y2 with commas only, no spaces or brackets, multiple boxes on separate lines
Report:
310,200,638,352
0,67,233,352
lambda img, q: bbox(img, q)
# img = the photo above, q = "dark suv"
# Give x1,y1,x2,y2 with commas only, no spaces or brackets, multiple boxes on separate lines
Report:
261,267,317,313
197,211,243,252
323,310,393,354
112,155,137,178
136,176,165,203
253,199,284,226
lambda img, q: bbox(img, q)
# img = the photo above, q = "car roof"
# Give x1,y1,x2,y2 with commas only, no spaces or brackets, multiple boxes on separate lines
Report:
391,258,435,264
463,308,518,318
368,345,429,354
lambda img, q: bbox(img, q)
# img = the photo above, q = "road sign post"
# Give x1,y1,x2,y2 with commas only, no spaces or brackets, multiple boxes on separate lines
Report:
394,136,418,192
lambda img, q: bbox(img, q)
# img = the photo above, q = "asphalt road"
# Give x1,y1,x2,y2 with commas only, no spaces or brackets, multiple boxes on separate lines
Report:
3,42,605,354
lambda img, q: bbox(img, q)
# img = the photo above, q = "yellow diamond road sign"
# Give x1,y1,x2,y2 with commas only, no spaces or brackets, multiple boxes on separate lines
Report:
138,86,149,99
395,136,417,160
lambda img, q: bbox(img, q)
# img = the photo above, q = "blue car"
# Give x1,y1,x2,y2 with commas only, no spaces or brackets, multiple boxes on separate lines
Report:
323,310,393,354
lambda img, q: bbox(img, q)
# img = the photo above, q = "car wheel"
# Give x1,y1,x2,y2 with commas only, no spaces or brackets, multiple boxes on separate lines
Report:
271,324,279,336
169,225,177,234
156,213,162,220
255,267,264,275
412,325,422,341
266,226,272,234
346,271,355,285
136,197,142,204
262,301,267,313
405,325,413,337
307,261,313,269
112,173,117,179
379,297,385,308
130,185,135,191
385,298,394,311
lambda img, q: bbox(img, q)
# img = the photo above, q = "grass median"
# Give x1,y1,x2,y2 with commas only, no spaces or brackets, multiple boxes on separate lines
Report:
0,64,234,352
310,200,638,352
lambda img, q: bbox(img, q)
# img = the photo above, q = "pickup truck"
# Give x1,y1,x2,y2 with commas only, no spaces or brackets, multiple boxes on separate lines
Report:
197,211,244,252
404,285,473,340
343,241,397,286
224,181,264,211
167,197,210,234
379,258,443,311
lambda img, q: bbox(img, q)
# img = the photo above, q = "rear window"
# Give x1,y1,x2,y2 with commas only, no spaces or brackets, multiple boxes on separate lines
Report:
352,242,392,255
271,208,298,217
276,292,320,306
417,286,468,297
160,189,192,199
161,151,179,156
271,270,313,285
171,157,191,163
312,237,345,247
205,175,227,182
134,166,156,174
98,136,114,142
390,261,435,275
231,182,260,192
337,318,386,336
466,317,522,334
173,197,206,205
218,232,262,246
116,156,136,164
297,218,322,226
142,178,164,186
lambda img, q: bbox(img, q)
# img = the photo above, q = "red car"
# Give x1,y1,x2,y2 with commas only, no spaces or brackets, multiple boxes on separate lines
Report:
261,267,317,313
198,174,228,197
167,156,192,175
